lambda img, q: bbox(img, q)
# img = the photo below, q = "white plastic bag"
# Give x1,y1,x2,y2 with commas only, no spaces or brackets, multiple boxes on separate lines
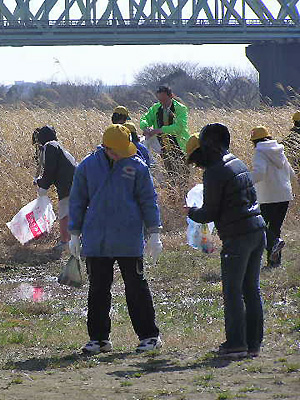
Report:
186,184,214,252
6,196,56,245
58,255,83,288
144,135,162,154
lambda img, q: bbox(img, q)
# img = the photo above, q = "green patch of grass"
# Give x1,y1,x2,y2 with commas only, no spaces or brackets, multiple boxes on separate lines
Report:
11,376,23,384
120,380,133,387
216,390,234,399
2,302,53,317
276,357,287,363
194,372,214,387
239,385,263,393
132,372,143,378
245,364,263,373
0,330,29,346
143,350,161,358
283,363,299,373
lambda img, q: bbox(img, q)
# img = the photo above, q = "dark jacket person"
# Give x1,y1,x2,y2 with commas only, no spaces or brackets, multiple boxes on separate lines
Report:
186,123,265,358
32,125,76,247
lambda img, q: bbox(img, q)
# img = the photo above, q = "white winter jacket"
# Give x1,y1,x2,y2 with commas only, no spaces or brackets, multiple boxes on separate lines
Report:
251,140,294,204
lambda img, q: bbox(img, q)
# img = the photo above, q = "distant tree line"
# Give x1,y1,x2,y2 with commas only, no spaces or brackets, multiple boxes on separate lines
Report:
0,63,261,110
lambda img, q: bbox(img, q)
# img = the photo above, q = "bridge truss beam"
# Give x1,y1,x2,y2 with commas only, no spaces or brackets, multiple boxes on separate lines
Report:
0,0,299,46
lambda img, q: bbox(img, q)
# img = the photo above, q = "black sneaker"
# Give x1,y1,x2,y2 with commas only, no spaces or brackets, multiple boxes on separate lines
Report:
248,348,260,357
216,342,247,358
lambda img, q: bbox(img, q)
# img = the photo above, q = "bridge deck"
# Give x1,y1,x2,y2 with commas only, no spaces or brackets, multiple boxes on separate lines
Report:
1,19,300,46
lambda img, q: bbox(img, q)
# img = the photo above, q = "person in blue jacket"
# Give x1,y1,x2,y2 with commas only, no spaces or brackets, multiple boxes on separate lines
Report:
110,105,151,167
68,124,163,354
124,122,151,167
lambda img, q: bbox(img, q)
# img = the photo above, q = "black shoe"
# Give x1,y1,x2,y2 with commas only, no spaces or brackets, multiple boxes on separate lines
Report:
216,342,247,358
248,348,260,357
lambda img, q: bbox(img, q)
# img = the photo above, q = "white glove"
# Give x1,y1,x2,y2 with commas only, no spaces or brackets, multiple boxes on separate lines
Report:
37,187,48,197
69,234,81,259
145,233,163,264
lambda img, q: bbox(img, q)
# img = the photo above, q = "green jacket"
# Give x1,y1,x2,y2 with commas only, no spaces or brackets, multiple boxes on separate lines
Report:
140,99,189,152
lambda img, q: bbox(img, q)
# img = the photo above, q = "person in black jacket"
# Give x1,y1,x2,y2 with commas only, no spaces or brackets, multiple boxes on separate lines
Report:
186,123,266,358
32,126,77,249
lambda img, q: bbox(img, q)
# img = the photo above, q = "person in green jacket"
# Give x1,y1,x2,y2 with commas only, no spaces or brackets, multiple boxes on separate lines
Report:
140,85,190,181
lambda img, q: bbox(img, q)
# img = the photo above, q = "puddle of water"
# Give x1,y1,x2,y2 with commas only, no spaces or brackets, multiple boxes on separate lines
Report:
18,283,44,302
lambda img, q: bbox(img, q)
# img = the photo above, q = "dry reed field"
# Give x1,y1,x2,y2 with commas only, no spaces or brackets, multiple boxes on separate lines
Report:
0,105,299,236
0,106,299,400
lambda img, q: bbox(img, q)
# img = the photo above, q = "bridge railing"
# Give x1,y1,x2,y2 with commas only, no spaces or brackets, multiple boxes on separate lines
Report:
0,18,299,29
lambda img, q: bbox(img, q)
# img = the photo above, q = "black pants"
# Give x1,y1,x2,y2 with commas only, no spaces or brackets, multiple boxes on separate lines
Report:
86,257,159,341
260,202,289,263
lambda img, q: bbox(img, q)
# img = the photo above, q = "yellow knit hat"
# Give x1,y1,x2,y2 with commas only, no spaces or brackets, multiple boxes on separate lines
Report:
103,124,137,158
292,111,300,122
186,135,200,158
250,126,272,141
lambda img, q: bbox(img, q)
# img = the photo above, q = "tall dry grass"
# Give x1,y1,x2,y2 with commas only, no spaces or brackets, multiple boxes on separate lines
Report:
0,105,299,242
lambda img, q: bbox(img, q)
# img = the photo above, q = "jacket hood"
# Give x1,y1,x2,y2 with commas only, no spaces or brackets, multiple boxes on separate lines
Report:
256,140,286,169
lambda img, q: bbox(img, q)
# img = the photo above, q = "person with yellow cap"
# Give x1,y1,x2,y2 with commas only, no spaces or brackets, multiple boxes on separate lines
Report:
68,124,162,354
281,111,300,179
111,105,131,123
186,123,265,359
250,126,295,269
140,85,189,181
111,108,151,167
123,122,151,167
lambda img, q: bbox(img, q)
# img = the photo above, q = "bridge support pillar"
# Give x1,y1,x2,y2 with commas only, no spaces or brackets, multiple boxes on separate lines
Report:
246,42,300,106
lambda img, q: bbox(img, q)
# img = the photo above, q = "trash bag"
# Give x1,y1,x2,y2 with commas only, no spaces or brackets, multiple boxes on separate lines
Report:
6,196,56,245
58,255,83,288
186,184,214,253
186,217,202,250
186,183,204,208
144,135,162,154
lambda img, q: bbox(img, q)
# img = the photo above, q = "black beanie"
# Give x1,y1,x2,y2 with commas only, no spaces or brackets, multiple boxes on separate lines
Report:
37,126,57,145
200,123,230,151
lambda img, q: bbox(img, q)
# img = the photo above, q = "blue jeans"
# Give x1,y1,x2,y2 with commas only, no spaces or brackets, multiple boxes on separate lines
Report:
221,229,265,351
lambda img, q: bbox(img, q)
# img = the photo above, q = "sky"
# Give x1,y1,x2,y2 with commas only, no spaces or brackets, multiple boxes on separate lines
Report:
0,43,255,86
0,0,293,86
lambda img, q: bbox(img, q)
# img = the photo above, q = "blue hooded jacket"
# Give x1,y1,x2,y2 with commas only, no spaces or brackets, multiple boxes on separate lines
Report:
68,146,160,257
134,140,151,168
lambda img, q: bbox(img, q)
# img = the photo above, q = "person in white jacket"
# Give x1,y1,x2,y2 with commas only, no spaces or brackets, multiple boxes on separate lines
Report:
250,126,295,268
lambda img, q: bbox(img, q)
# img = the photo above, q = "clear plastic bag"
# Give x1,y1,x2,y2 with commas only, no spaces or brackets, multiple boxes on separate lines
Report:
186,217,202,249
144,135,162,154
6,196,56,245
186,184,214,253
58,255,83,288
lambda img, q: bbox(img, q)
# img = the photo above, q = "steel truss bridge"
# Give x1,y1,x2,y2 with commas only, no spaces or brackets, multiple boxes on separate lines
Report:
0,0,299,46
